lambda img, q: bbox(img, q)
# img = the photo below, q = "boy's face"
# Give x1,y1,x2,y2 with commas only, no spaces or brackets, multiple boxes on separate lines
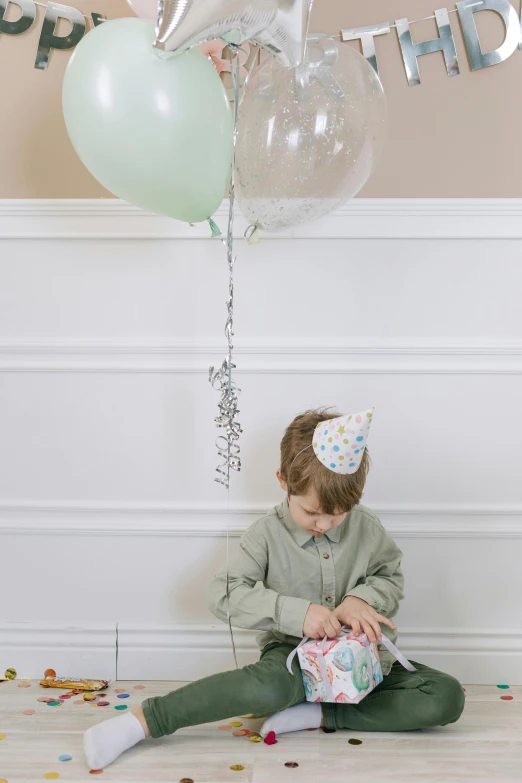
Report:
276,470,347,535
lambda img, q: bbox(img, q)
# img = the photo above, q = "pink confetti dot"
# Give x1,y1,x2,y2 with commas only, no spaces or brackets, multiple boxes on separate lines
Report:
22,709,36,715
133,685,146,690
114,688,126,694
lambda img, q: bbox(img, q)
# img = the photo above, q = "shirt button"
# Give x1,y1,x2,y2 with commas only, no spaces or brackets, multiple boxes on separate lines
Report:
322,553,330,559
325,596,332,602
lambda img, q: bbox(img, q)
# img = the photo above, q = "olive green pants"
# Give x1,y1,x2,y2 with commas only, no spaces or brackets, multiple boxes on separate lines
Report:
142,641,465,739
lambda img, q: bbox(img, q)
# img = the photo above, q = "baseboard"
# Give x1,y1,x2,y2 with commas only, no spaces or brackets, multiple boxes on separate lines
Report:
0,622,117,680
2,623,521,685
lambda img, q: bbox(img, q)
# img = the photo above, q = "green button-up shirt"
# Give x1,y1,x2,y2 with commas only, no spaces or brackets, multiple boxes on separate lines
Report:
207,498,405,676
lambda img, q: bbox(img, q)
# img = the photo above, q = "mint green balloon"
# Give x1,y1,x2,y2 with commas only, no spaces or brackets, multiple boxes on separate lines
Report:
63,18,233,223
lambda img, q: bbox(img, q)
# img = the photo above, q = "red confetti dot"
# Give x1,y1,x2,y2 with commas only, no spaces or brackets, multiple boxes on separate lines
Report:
501,695,514,701
305,728,317,731
89,770,104,775
264,731,277,745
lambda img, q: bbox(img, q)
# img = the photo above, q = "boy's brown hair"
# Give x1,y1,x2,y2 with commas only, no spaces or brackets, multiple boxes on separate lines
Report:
280,406,370,515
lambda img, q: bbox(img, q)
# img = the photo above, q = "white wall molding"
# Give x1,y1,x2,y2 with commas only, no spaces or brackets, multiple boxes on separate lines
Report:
3,623,518,684
0,501,521,538
0,338,521,374
2,198,522,238
0,622,117,680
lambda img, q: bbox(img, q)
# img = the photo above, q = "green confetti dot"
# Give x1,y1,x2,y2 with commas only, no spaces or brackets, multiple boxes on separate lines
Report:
114,704,128,710
497,684,510,689
348,738,363,745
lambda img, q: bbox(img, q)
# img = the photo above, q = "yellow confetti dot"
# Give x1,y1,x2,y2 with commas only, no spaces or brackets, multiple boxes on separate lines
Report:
0,778,7,782
229,721,243,727
0,734,6,740
44,774,60,780
343,439,348,444
249,735,263,743
230,765,245,771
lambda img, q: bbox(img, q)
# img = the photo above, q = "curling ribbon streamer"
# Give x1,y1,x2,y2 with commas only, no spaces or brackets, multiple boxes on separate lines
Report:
208,45,250,670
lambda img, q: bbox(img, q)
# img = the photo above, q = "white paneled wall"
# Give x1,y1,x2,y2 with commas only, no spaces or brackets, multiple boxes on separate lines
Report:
0,199,521,684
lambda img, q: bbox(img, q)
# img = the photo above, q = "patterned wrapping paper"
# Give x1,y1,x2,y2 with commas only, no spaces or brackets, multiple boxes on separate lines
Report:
287,627,416,704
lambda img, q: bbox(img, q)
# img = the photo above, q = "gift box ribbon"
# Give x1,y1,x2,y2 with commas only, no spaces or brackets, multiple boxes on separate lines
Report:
286,627,416,701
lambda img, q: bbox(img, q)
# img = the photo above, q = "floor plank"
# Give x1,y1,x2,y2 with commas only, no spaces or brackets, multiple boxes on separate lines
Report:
1,680,520,782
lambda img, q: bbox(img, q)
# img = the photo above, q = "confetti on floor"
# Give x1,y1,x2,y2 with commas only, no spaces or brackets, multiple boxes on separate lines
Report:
348,738,363,745
264,731,277,745
218,725,233,730
58,756,72,762
229,721,243,727
501,696,514,701
47,701,62,707
0,734,6,740
497,684,510,689
22,710,35,715
44,773,59,779
114,705,127,710
232,730,249,736
117,694,130,699
180,779,194,783
285,762,299,768
230,765,245,771
249,735,263,743
89,770,103,775
133,685,146,690
97,701,110,707
18,683,31,688
305,728,317,731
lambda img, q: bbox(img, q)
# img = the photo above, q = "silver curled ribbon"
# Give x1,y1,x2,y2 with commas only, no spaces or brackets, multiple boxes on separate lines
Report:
208,44,258,670
208,44,248,491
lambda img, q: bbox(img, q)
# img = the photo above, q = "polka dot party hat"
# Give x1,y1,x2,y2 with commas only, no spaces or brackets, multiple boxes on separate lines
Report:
313,408,374,474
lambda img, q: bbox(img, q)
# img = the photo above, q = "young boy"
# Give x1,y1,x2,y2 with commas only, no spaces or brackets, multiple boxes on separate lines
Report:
84,407,465,770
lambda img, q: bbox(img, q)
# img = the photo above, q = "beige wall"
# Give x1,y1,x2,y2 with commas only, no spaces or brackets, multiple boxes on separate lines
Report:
2,0,521,198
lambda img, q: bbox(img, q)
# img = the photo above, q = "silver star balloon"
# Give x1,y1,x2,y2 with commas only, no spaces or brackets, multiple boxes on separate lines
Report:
154,0,314,67
254,0,314,67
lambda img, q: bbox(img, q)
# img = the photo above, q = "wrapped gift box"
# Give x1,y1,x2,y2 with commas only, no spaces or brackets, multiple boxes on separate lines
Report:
287,627,416,704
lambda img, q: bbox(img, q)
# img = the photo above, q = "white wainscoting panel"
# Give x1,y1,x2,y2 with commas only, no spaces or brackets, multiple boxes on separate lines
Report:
1,199,521,684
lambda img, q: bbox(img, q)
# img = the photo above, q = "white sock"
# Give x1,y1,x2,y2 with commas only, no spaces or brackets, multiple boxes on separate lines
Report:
260,702,323,736
83,712,146,770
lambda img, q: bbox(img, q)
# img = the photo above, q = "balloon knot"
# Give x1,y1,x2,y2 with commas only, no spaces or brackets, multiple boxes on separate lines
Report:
245,225,260,245
208,217,222,238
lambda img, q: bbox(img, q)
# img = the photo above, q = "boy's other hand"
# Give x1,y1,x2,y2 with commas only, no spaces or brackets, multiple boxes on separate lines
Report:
333,595,397,643
303,603,342,639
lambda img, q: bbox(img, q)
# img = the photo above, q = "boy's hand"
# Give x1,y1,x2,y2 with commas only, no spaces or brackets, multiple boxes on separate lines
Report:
303,603,342,639
333,596,397,643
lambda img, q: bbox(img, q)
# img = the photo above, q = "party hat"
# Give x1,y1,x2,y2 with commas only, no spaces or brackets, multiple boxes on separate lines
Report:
313,408,374,474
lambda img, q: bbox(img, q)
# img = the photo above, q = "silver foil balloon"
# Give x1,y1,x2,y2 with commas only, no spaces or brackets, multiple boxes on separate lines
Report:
235,35,387,233
155,0,313,67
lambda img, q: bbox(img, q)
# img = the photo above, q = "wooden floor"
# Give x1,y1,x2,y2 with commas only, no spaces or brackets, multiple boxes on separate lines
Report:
1,679,520,782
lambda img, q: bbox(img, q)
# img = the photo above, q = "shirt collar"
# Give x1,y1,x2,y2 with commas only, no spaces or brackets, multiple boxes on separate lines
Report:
276,496,344,547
